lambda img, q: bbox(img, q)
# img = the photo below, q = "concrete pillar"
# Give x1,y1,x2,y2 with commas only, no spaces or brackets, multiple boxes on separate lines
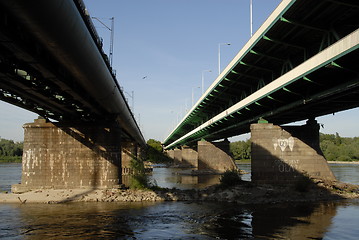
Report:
173,148,182,165
13,118,122,192
251,120,336,184
121,141,137,174
121,140,137,186
197,139,237,173
165,149,175,159
181,145,198,168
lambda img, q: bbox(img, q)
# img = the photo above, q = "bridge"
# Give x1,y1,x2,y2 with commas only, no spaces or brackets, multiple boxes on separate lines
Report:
0,0,145,191
163,0,359,184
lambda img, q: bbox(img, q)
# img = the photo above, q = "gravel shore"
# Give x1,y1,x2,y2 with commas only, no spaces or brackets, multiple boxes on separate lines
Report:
1,179,359,204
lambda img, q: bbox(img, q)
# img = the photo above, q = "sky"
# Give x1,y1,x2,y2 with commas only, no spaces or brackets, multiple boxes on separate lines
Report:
1,0,359,142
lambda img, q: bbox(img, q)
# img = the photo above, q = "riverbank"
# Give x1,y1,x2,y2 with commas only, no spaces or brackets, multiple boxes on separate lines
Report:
328,161,359,164
1,179,359,204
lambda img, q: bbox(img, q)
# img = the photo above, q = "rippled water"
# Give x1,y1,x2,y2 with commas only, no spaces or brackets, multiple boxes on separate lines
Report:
1,162,359,239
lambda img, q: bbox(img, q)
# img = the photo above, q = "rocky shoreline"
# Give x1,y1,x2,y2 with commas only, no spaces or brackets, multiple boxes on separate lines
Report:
1,179,359,204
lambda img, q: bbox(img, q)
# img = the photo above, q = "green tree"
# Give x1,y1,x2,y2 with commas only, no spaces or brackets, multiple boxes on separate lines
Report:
0,138,23,162
145,139,171,163
229,139,251,160
320,133,359,162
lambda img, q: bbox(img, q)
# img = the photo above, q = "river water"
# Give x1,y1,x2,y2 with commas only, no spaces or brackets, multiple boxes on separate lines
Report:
1,163,359,239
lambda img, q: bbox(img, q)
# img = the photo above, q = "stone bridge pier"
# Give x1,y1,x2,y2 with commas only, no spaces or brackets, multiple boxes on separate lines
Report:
251,119,336,184
165,139,237,173
12,118,139,193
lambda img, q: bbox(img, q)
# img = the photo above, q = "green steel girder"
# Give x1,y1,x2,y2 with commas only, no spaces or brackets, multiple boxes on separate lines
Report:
280,17,329,32
249,49,287,62
282,87,302,97
229,71,263,83
239,60,274,73
263,35,306,50
302,76,323,86
324,0,359,8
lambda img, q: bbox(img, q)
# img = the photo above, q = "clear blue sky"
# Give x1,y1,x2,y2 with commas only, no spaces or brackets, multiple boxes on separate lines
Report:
1,0,359,142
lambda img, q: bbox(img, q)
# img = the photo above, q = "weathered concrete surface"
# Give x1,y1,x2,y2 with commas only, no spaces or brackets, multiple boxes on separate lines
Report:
173,148,182,165
13,118,123,192
121,141,137,174
251,120,336,184
121,140,138,186
165,150,175,160
181,145,198,168
197,139,237,172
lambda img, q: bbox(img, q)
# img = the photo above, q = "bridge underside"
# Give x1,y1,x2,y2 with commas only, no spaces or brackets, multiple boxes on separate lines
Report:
164,0,359,149
0,0,145,146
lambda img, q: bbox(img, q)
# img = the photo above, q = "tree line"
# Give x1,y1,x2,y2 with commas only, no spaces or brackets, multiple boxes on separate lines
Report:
0,138,23,162
230,133,359,162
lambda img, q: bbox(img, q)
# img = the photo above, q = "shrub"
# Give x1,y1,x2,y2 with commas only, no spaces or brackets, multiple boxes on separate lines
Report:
219,169,242,188
129,157,148,189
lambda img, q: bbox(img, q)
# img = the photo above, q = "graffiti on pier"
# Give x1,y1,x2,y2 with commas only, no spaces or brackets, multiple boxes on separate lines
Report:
274,159,299,172
273,137,294,152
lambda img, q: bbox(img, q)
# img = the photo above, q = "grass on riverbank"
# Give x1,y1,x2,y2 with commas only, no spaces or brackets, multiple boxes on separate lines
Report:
0,156,22,163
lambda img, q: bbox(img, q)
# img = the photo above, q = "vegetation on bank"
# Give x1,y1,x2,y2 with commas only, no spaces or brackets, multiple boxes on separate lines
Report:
145,139,172,163
229,133,359,162
128,139,173,189
0,138,23,163
320,133,359,162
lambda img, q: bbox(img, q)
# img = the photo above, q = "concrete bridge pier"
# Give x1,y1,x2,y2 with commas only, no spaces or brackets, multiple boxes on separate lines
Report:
181,145,198,168
197,139,237,172
165,140,237,172
251,119,336,184
12,118,132,193
121,140,138,186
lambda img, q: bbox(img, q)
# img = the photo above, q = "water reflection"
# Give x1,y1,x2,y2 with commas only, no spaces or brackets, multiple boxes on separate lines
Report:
1,201,353,239
329,163,359,185
2,163,359,239
151,163,251,190
1,202,157,239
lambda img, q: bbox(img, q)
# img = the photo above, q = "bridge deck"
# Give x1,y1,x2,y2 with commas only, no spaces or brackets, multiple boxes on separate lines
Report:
164,0,359,148
0,0,145,145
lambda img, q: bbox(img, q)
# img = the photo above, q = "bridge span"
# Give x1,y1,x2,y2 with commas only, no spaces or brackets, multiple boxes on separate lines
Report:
0,0,145,190
163,0,359,184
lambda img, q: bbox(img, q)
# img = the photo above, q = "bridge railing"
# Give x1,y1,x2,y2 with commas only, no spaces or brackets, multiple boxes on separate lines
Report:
73,0,116,78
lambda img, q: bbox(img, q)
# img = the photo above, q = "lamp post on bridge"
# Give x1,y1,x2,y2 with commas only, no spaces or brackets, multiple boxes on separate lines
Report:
91,16,115,68
201,70,211,95
124,90,134,113
218,43,231,75
250,0,253,37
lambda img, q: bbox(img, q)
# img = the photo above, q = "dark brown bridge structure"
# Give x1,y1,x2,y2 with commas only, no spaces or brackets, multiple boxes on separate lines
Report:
163,0,359,184
1,0,359,190
0,0,145,191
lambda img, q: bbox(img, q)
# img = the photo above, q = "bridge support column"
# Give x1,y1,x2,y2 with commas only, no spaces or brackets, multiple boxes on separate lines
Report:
197,139,237,173
165,150,175,160
181,145,198,168
12,118,122,192
121,140,138,186
251,119,336,184
173,148,182,165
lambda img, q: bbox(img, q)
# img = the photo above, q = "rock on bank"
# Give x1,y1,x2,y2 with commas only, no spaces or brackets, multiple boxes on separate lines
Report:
1,180,359,204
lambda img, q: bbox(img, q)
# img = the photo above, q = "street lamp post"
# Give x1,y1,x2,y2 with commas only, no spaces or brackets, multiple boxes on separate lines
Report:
250,0,253,37
124,90,134,113
92,17,115,67
201,70,211,95
218,43,231,75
